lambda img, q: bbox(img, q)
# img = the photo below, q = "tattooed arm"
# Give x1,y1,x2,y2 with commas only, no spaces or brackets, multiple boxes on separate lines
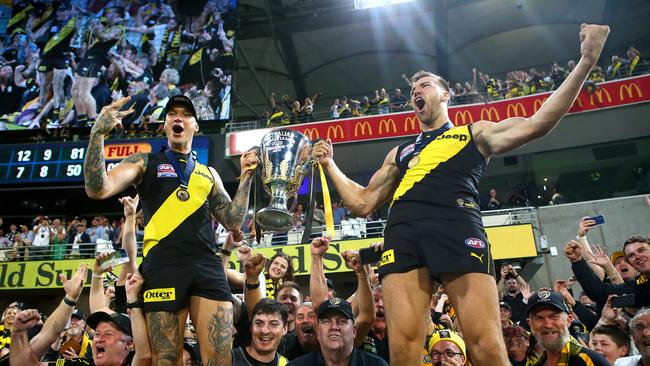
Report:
208,168,252,231
207,149,258,230
84,97,141,199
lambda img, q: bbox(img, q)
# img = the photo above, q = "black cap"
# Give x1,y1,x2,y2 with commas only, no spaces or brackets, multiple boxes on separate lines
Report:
526,290,569,316
164,95,197,119
87,311,132,337
317,297,354,322
499,301,511,311
71,309,85,320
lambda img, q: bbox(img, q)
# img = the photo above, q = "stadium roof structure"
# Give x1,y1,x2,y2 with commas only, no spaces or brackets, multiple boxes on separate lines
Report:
234,0,650,119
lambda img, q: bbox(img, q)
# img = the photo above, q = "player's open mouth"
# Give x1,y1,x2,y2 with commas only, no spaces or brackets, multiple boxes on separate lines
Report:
172,125,184,134
414,96,425,111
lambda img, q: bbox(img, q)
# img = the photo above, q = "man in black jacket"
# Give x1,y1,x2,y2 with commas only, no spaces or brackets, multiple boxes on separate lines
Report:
565,235,650,309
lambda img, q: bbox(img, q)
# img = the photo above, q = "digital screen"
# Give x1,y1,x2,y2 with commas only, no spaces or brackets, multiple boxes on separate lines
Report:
0,136,210,184
0,0,237,132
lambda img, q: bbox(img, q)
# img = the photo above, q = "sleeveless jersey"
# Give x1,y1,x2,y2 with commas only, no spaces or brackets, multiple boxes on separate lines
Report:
43,17,76,57
388,124,486,226
85,24,125,61
137,151,217,266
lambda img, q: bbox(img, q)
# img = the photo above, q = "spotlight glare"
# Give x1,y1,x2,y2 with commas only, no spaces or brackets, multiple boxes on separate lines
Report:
354,0,415,10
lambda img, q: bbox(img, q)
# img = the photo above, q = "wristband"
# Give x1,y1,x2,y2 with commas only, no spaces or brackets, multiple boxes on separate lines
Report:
92,275,104,279
63,296,77,307
245,282,260,290
576,235,586,240
220,249,232,256
126,301,143,309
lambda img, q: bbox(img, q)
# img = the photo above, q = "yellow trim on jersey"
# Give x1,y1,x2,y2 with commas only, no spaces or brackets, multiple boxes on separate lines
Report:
44,17,77,54
142,162,214,257
392,126,472,205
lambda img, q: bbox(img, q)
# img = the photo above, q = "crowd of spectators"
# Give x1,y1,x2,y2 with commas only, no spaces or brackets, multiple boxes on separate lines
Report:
0,0,236,140
261,46,646,129
2,199,650,365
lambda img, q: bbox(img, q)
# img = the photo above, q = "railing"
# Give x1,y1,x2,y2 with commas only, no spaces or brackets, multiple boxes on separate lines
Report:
1,207,540,262
224,64,650,133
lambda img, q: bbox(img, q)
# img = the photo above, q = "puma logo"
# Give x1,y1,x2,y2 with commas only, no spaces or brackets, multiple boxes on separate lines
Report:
470,252,484,263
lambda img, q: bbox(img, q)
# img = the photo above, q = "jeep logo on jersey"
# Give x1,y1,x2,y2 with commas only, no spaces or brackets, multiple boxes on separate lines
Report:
157,164,177,178
436,134,468,142
465,238,486,249
143,288,176,302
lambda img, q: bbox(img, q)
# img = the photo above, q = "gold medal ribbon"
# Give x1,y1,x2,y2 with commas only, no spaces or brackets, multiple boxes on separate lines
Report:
316,162,336,237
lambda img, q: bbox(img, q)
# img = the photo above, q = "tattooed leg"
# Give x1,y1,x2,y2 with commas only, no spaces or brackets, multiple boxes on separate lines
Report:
190,297,233,366
52,69,67,109
37,71,53,106
146,310,186,366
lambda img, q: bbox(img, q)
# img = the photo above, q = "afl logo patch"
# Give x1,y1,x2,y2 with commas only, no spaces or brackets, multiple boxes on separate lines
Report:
465,238,485,249
157,164,177,178
399,143,415,161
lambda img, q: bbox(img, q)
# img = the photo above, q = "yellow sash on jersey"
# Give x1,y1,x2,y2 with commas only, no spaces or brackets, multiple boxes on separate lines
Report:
8,5,33,29
189,48,203,65
44,17,77,55
142,163,214,256
392,126,471,205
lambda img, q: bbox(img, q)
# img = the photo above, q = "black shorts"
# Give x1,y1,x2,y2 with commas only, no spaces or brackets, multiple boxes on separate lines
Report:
76,54,106,78
141,261,232,312
38,55,68,72
378,218,495,282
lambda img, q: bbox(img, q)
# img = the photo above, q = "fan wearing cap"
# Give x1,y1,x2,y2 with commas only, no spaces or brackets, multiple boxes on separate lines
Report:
42,309,93,364
84,93,257,365
427,329,467,366
526,290,608,366
500,301,515,328
288,298,388,366
86,312,133,366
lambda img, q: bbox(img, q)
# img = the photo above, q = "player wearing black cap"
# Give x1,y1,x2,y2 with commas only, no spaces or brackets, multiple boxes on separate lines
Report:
84,95,258,365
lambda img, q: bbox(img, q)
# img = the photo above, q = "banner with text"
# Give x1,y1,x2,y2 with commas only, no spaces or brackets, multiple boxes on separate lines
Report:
1,224,535,290
227,75,650,156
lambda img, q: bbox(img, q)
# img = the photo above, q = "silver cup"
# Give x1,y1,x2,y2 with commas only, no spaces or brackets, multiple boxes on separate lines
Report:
256,129,311,232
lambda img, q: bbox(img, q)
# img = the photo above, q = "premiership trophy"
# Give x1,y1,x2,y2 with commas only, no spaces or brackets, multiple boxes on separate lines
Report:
256,129,311,232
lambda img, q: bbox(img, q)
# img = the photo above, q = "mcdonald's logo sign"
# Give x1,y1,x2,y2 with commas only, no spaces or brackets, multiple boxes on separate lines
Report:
506,103,527,118
303,128,320,140
619,83,642,101
454,110,473,125
533,97,548,113
480,107,500,121
327,125,344,140
354,121,373,137
379,119,397,134
404,116,418,132
589,88,612,105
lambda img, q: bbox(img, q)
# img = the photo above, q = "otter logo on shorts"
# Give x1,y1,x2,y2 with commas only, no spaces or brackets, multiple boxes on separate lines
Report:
379,249,395,267
143,287,176,302
465,238,486,249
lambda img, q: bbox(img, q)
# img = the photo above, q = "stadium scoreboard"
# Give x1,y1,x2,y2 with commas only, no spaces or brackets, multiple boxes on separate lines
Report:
0,137,211,184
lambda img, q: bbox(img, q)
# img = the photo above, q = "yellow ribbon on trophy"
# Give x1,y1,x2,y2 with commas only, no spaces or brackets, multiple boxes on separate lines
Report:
316,162,336,237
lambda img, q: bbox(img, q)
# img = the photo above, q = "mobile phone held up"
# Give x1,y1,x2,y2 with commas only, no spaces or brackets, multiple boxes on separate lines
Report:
586,214,605,226
99,249,129,270
359,247,383,265
611,293,635,308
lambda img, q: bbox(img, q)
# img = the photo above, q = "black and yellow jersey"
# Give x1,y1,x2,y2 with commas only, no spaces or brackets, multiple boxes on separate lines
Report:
85,24,125,60
43,17,77,57
137,151,217,267
388,124,486,226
